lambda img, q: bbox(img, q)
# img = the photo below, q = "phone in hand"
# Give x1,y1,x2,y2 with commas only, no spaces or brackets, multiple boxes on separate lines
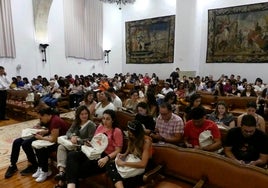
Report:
85,140,92,147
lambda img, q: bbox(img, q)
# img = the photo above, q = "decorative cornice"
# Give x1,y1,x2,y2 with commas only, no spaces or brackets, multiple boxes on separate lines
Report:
99,0,136,5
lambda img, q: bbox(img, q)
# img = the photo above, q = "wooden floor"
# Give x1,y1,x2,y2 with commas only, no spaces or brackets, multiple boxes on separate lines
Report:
0,110,36,127
0,118,20,127
0,161,57,187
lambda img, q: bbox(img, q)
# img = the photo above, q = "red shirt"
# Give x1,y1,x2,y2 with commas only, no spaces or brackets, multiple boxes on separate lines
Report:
142,77,151,85
48,115,69,136
184,119,221,147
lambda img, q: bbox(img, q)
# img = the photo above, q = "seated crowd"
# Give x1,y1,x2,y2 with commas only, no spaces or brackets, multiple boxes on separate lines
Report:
3,71,268,188
7,72,268,118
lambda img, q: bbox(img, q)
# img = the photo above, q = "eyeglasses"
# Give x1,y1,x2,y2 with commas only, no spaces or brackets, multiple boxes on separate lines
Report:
160,112,170,116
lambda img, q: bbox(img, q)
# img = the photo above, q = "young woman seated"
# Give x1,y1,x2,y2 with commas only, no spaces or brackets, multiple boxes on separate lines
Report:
65,109,123,188
143,90,159,117
54,105,96,188
123,89,140,113
208,101,235,129
241,84,257,97
184,93,203,122
107,120,152,188
79,90,97,119
135,102,156,135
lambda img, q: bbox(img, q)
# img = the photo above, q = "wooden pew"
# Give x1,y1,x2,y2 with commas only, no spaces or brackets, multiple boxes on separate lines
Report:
6,89,38,119
144,143,268,188
199,93,257,117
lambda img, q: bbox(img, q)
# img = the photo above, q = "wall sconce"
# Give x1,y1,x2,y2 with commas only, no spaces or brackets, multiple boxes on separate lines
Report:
104,50,111,63
39,43,49,62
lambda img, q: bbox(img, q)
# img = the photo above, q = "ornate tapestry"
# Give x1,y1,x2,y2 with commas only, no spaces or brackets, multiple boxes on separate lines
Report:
206,2,268,63
126,15,175,64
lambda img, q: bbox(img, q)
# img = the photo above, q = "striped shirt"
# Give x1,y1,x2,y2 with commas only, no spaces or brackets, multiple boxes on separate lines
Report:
156,113,184,139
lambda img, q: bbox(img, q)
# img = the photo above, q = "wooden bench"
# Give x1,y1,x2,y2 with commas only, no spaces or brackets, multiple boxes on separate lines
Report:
120,83,134,99
56,96,70,113
6,89,39,119
115,110,135,131
144,143,268,188
227,96,256,116
199,94,217,113
50,110,136,187
79,111,136,187
199,93,257,117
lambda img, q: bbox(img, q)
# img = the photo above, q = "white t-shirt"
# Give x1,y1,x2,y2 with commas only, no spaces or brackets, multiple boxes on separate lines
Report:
112,96,122,110
161,88,173,95
0,75,10,89
95,102,115,117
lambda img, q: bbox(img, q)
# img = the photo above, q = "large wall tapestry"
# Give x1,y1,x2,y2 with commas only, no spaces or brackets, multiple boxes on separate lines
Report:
126,15,175,64
206,2,268,63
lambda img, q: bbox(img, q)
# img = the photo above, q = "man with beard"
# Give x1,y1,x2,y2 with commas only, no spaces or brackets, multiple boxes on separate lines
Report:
224,114,268,167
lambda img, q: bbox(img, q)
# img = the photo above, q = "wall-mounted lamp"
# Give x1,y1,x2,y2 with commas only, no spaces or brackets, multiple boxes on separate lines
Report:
39,43,49,62
104,50,111,63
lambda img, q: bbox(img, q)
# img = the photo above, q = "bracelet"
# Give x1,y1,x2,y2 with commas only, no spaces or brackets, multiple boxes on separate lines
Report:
106,155,111,161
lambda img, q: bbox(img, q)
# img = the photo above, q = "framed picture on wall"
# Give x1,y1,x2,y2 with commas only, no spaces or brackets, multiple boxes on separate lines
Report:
206,2,268,63
125,15,175,64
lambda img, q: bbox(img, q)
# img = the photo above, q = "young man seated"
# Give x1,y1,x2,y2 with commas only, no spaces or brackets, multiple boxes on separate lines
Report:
184,106,222,152
224,114,268,167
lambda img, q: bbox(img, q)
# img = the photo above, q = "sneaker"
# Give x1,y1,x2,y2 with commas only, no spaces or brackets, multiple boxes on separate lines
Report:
20,165,37,176
4,165,18,179
35,170,52,183
32,167,42,178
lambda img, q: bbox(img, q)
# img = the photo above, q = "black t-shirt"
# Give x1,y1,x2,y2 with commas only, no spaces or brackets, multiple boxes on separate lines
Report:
224,127,268,162
170,71,179,81
135,114,155,131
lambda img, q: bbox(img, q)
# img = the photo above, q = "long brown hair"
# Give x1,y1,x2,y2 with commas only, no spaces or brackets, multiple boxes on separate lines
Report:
74,105,90,125
215,101,228,116
127,120,145,158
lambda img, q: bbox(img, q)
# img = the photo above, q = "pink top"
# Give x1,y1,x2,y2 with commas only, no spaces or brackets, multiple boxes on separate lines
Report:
95,125,123,154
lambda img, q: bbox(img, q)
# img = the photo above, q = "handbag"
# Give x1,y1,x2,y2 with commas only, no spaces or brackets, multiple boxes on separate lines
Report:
57,135,77,150
81,133,108,160
199,130,223,153
115,154,145,178
199,130,213,148
31,139,54,149
21,128,42,140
